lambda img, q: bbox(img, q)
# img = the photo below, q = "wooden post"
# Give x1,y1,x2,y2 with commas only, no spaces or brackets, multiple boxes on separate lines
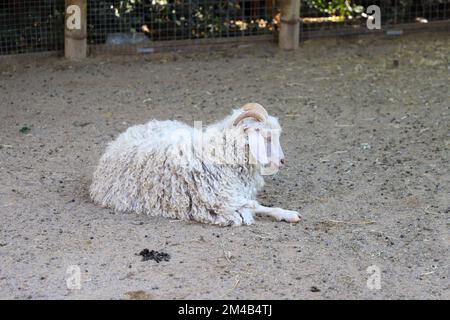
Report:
65,0,87,59
279,0,300,50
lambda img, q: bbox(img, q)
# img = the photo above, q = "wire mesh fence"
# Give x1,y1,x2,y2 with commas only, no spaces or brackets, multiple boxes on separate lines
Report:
0,1,449,56
299,0,450,40
88,0,276,53
0,0,65,55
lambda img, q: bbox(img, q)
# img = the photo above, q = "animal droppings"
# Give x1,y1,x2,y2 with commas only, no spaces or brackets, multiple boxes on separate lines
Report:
139,249,170,263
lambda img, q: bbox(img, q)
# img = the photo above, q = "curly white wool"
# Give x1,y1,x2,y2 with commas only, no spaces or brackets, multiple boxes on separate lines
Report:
90,106,300,226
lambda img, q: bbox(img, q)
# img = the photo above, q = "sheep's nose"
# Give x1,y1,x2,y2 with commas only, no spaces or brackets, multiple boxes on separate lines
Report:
280,158,285,166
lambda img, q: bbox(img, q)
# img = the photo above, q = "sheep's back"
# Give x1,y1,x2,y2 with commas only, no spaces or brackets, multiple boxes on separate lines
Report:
91,119,203,217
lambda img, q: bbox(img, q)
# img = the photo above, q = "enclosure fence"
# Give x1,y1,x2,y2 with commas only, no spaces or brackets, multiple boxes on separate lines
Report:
0,1,65,55
1,1,450,56
299,0,450,40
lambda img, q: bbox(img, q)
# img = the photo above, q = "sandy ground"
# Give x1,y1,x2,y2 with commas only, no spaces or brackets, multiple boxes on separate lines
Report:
0,32,449,300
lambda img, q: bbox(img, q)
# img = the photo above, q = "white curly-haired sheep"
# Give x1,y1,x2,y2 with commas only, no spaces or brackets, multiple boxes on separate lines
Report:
90,103,300,226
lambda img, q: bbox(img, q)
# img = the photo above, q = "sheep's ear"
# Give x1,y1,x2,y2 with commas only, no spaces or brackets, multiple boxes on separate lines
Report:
248,129,269,165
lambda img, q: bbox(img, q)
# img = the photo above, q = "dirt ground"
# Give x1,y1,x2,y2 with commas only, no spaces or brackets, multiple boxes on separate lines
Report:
0,32,449,300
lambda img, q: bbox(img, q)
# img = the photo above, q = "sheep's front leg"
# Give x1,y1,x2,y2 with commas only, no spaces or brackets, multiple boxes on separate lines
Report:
249,201,301,223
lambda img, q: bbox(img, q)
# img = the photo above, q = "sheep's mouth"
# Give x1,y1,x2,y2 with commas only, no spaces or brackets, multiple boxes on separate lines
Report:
260,161,281,175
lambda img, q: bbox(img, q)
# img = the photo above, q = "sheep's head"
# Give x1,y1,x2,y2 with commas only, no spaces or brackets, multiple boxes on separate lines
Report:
233,103,285,175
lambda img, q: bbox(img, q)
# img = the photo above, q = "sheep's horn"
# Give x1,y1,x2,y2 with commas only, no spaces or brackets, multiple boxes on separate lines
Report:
233,111,266,126
242,103,268,119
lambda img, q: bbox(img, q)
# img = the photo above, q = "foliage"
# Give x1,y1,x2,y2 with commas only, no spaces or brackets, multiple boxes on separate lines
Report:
303,0,361,17
88,0,272,42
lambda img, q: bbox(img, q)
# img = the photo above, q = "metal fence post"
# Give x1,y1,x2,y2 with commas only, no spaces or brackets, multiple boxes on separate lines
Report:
65,0,87,59
279,0,300,50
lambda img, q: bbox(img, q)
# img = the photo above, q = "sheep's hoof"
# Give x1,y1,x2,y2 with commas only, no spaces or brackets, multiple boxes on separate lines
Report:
239,209,255,225
230,215,243,226
215,214,243,227
276,209,301,223
285,212,301,223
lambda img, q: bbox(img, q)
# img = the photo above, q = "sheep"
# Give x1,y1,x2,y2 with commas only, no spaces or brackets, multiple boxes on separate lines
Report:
90,103,300,226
